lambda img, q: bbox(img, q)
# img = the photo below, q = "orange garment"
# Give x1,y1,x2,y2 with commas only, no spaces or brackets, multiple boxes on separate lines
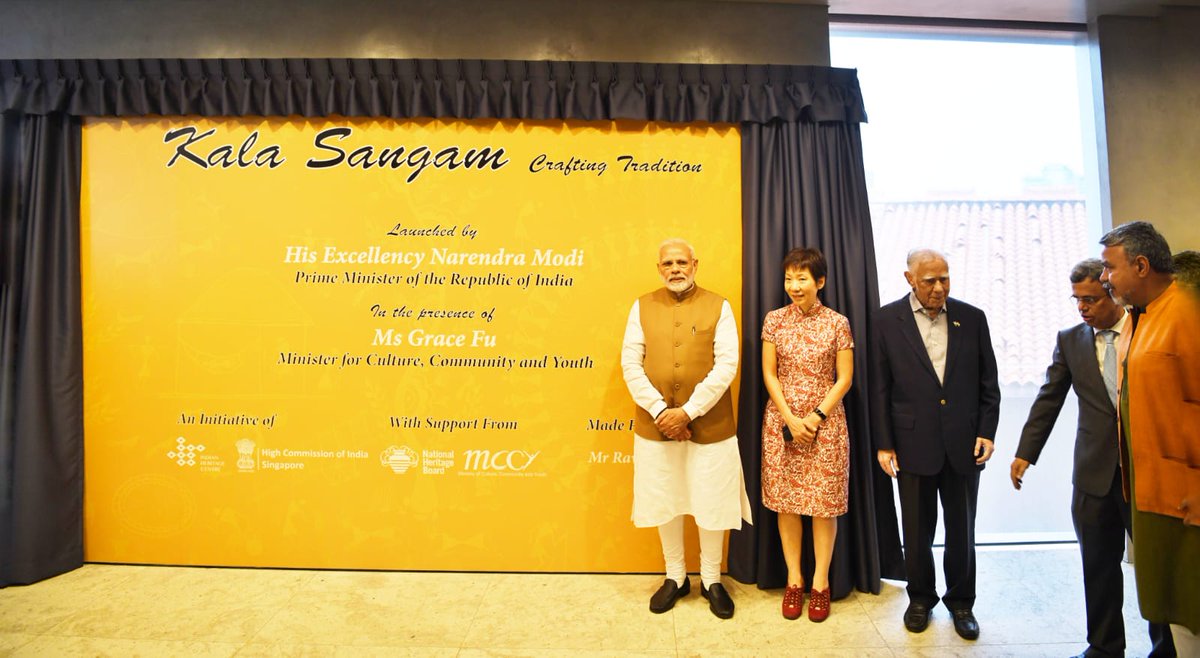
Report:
1124,282,1200,524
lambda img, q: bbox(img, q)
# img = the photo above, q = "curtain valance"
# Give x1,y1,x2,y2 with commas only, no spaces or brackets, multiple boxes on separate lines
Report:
0,58,866,124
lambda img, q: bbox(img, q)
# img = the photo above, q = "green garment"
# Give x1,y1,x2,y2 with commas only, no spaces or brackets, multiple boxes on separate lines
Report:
1121,381,1200,633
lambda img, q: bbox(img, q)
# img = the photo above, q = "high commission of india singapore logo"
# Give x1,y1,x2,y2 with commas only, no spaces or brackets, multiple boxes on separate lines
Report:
381,445,419,473
236,438,256,471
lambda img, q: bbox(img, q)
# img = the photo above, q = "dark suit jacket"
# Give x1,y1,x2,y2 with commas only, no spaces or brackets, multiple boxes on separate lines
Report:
1015,323,1120,498
871,295,1001,476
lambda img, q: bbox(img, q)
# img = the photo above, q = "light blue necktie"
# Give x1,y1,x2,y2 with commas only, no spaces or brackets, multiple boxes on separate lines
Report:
1101,330,1118,406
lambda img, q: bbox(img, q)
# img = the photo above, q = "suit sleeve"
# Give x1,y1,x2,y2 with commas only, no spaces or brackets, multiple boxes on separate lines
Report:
1014,330,1073,464
870,311,896,451
977,309,1002,441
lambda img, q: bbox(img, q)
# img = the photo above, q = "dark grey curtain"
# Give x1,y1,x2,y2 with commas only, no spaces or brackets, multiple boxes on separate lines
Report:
0,111,84,586
727,119,904,598
0,58,891,589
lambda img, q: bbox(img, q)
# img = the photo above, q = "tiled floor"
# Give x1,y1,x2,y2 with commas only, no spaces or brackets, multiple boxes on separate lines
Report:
0,545,1157,656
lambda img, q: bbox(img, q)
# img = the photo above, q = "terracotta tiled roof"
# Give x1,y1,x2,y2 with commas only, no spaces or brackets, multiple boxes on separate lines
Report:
872,200,1091,386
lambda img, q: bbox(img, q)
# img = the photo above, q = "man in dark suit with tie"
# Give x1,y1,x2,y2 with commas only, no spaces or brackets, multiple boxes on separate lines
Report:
872,249,1001,641
1011,259,1174,658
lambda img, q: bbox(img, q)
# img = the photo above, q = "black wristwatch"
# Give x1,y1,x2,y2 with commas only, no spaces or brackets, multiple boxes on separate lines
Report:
812,408,827,422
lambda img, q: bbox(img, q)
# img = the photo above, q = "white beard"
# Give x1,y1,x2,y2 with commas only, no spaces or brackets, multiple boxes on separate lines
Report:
665,279,693,294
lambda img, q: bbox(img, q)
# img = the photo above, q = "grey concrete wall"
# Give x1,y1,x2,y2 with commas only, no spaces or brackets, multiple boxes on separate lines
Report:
0,0,830,65
1095,7,1200,249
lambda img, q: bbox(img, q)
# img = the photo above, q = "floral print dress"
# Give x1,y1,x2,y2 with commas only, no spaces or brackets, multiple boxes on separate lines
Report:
761,300,854,517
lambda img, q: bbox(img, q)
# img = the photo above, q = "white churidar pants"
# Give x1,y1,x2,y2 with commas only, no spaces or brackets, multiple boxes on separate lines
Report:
633,434,753,587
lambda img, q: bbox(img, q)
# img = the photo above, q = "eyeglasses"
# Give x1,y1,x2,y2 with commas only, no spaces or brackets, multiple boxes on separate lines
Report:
1070,295,1105,306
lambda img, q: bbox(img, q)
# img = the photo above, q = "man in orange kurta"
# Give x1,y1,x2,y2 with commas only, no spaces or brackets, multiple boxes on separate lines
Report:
1100,221,1200,655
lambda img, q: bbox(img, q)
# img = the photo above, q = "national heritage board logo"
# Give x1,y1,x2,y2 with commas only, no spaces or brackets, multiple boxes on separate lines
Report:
380,445,419,473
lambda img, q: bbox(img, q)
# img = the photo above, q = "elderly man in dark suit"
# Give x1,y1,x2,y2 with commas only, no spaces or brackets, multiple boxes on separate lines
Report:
1010,259,1174,658
872,249,1000,641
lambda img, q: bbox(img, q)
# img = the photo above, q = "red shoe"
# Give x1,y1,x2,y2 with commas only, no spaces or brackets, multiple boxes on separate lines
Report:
782,585,804,620
808,588,831,622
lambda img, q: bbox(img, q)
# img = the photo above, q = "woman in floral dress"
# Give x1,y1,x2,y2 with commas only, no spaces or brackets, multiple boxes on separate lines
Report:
761,247,854,622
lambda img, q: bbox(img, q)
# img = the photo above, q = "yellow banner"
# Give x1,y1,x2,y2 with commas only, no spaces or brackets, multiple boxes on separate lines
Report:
82,117,742,571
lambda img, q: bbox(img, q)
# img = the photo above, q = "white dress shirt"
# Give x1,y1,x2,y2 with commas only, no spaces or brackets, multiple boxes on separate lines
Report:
909,292,948,384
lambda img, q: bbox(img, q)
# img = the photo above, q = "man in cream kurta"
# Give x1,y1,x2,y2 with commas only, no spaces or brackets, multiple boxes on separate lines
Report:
621,238,753,620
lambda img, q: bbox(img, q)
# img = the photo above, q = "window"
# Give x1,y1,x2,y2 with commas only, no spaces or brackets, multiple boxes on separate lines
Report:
832,27,1105,542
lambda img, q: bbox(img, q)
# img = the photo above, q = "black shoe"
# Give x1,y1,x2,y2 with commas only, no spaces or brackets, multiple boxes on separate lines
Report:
904,602,931,633
649,577,690,613
951,609,980,640
701,582,734,619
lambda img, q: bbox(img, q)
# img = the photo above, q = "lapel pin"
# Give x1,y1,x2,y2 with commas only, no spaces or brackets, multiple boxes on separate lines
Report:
952,321,961,327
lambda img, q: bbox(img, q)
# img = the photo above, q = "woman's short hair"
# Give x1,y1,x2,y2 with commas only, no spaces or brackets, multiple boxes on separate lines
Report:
782,247,827,281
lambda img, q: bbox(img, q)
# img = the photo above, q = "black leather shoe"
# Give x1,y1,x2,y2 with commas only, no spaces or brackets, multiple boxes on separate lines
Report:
951,609,980,640
701,582,734,619
649,577,690,613
903,602,931,633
